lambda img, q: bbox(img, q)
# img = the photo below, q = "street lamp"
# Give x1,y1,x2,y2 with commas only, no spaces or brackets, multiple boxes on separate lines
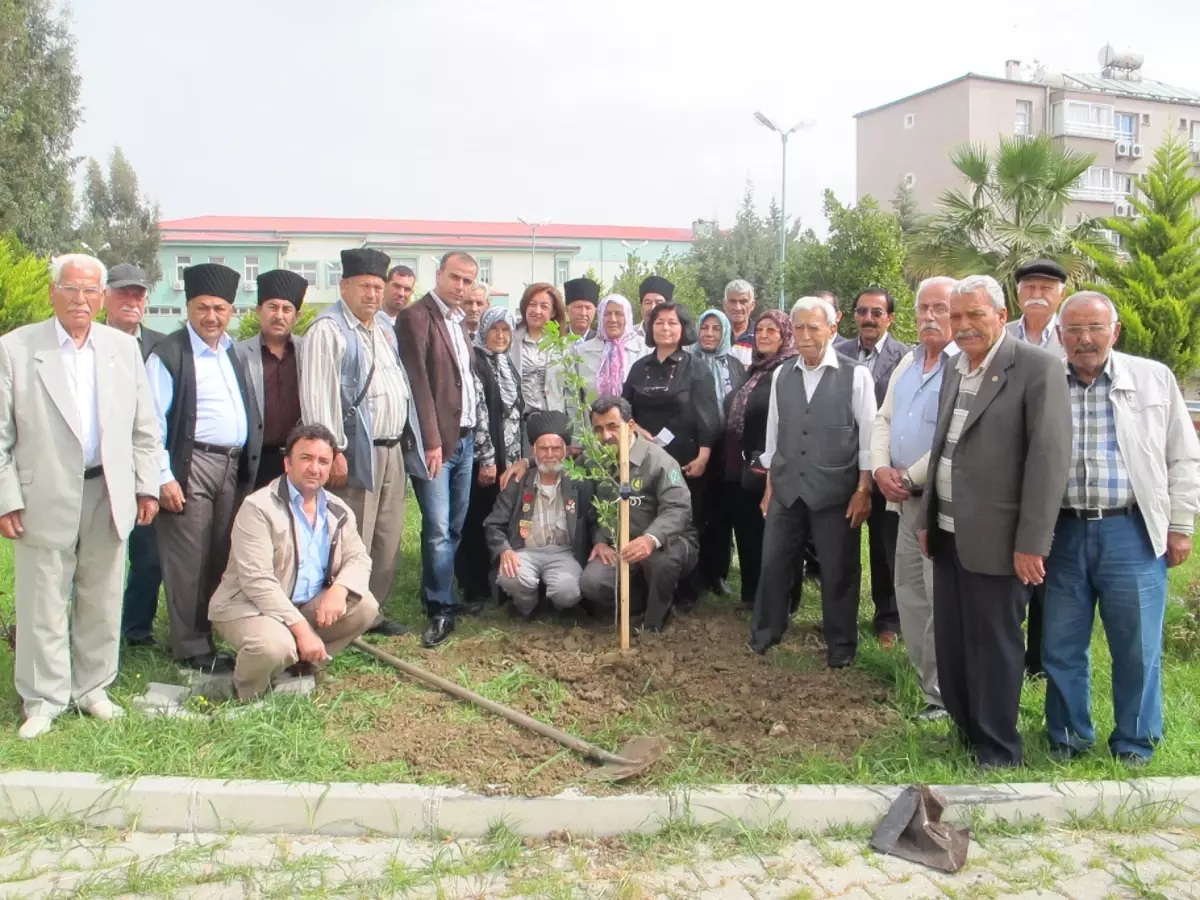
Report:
518,217,551,283
620,239,647,258
754,111,814,308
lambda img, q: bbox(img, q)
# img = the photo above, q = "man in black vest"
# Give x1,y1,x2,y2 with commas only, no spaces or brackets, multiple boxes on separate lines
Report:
145,263,261,672
750,296,877,664
103,264,169,648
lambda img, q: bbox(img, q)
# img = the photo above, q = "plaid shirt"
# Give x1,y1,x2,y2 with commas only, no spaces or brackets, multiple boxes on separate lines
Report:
1064,360,1134,510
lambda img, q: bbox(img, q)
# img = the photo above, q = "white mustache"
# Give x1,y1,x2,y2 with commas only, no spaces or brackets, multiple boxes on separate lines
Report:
920,323,943,333
955,329,982,340
1025,299,1050,308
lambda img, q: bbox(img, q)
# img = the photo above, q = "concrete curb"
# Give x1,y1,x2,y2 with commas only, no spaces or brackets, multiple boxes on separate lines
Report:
1,771,1198,838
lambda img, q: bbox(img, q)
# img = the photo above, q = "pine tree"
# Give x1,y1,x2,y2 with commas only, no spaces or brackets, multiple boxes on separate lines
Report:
1081,137,1200,378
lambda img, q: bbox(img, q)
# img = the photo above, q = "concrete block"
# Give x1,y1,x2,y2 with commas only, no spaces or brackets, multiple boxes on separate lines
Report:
271,674,316,696
307,783,432,836
432,786,672,837
0,771,130,827
191,780,339,834
123,776,202,832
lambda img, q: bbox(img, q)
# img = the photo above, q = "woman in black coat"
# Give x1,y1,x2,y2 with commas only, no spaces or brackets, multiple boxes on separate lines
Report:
721,309,798,608
455,308,524,609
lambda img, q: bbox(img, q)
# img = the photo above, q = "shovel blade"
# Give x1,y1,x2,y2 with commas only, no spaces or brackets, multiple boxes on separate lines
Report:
587,736,668,782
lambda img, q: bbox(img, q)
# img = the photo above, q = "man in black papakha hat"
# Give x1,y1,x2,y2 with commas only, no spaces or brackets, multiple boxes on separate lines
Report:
234,269,309,490
564,277,600,340
638,275,674,340
484,411,594,618
300,248,426,638
146,263,261,672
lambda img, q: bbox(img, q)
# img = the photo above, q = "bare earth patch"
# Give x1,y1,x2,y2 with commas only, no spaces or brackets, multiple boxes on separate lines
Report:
331,605,898,795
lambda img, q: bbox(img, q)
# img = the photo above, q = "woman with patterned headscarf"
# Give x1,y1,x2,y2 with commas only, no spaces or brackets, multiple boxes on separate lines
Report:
573,294,649,400
691,308,747,595
455,306,525,610
722,309,798,608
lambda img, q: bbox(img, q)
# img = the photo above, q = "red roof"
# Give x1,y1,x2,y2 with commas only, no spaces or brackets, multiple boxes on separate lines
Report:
159,230,288,244
159,216,694,243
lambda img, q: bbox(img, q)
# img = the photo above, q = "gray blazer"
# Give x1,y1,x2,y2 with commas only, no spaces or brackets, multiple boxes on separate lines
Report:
921,336,1072,577
1005,319,1066,359
835,333,911,405
234,333,305,427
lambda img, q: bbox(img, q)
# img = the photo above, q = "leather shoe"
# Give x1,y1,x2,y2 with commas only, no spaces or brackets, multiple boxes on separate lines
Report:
421,616,455,649
1115,750,1150,768
878,631,899,650
709,579,731,597
827,654,855,669
917,704,949,722
1049,743,1085,762
179,652,234,674
124,635,159,648
366,619,409,637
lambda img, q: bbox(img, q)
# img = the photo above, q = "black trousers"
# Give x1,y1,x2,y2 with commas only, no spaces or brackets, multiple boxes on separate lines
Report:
933,533,1029,767
868,487,901,634
1026,581,1045,676
454,472,498,604
253,447,286,492
699,471,734,588
675,475,709,607
581,537,697,630
120,522,162,641
751,493,861,658
727,482,766,607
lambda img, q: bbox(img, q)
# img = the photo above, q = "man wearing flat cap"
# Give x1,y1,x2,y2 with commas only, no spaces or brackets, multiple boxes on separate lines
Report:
564,277,600,340
236,270,308,491
639,276,674,341
484,411,594,618
1006,257,1069,678
103,263,170,649
302,248,426,638
146,263,261,671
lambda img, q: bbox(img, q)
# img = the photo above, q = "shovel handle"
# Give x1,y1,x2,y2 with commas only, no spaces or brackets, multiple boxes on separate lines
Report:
350,638,636,767
618,421,631,650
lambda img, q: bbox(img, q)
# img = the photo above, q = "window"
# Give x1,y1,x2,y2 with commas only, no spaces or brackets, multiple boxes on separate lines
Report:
287,262,317,286
903,113,915,129
147,306,182,317
1080,166,1112,190
1192,122,1200,152
1114,173,1135,198
244,256,260,284
391,256,418,274
1054,101,1115,139
326,261,342,288
1141,113,1151,127
903,172,916,188
476,257,493,285
209,256,225,266
1115,112,1137,141
174,256,191,283
1014,100,1033,135
555,258,569,286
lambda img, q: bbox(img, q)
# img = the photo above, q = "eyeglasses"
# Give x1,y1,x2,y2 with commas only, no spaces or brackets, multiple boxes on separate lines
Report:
1062,324,1112,337
57,284,104,301
855,307,887,318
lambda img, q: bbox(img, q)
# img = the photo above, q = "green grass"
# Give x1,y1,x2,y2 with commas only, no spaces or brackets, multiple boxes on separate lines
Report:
2,495,1200,789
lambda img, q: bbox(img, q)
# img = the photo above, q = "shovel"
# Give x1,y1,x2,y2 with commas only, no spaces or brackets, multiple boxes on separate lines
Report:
351,638,666,781
869,785,971,873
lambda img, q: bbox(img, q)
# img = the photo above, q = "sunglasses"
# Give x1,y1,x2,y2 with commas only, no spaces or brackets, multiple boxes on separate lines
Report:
855,307,888,318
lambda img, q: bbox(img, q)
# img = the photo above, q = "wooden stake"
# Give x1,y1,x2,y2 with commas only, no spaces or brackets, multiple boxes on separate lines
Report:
618,421,631,650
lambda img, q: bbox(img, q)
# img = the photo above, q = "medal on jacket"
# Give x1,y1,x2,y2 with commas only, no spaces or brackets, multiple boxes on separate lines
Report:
519,519,532,539
566,500,576,513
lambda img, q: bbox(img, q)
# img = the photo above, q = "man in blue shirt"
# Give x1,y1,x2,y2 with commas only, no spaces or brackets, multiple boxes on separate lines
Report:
209,423,378,700
869,276,958,719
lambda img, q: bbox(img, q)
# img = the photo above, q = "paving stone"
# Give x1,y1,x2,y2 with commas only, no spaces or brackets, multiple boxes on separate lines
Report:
271,674,316,696
1058,868,1119,900
807,856,894,894
866,873,945,899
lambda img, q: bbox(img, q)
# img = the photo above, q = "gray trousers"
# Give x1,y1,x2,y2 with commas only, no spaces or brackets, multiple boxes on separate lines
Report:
895,498,941,706
496,545,583,614
156,449,240,659
14,478,124,719
331,443,406,616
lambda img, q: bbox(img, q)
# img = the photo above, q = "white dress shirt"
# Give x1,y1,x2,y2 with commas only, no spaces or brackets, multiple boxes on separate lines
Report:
54,318,100,468
431,291,477,429
146,324,249,485
760,342,877,470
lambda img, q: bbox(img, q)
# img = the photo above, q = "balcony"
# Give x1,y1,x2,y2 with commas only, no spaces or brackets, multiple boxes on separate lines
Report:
1056,121,1117,141
1052,101,1116,141
1069,185,1117,202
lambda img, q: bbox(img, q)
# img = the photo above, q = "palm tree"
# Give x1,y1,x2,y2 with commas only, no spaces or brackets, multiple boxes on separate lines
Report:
906,135,1100,305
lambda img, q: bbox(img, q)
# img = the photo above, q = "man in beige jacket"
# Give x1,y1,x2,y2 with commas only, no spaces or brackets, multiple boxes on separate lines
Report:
869,276,958,719
209,423,378,700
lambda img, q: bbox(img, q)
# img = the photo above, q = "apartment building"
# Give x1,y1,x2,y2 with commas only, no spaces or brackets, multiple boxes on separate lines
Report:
146,217,694,332
855,52,1200,230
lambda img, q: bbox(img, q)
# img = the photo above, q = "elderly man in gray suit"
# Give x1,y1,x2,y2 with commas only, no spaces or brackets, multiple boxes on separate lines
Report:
835,286,910,645
236,270,308,492
0,254,162,739
919,274,1072,768
1005,258,1069,678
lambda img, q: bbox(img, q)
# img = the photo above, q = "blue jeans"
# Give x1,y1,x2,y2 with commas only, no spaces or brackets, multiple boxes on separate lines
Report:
1042,510,1167,759
121,522,162,640
411,434,474,618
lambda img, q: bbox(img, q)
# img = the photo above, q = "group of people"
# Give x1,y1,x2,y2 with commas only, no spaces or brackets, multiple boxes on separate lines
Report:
1,248,1196,774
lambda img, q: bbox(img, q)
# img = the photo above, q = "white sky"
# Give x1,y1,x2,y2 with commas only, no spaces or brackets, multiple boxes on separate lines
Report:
69,0,1200,232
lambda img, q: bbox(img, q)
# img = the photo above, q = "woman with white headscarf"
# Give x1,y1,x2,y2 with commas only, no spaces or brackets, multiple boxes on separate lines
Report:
573,294,649,400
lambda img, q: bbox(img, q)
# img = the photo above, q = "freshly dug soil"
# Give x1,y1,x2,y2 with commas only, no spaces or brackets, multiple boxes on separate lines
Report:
332,604,898,795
